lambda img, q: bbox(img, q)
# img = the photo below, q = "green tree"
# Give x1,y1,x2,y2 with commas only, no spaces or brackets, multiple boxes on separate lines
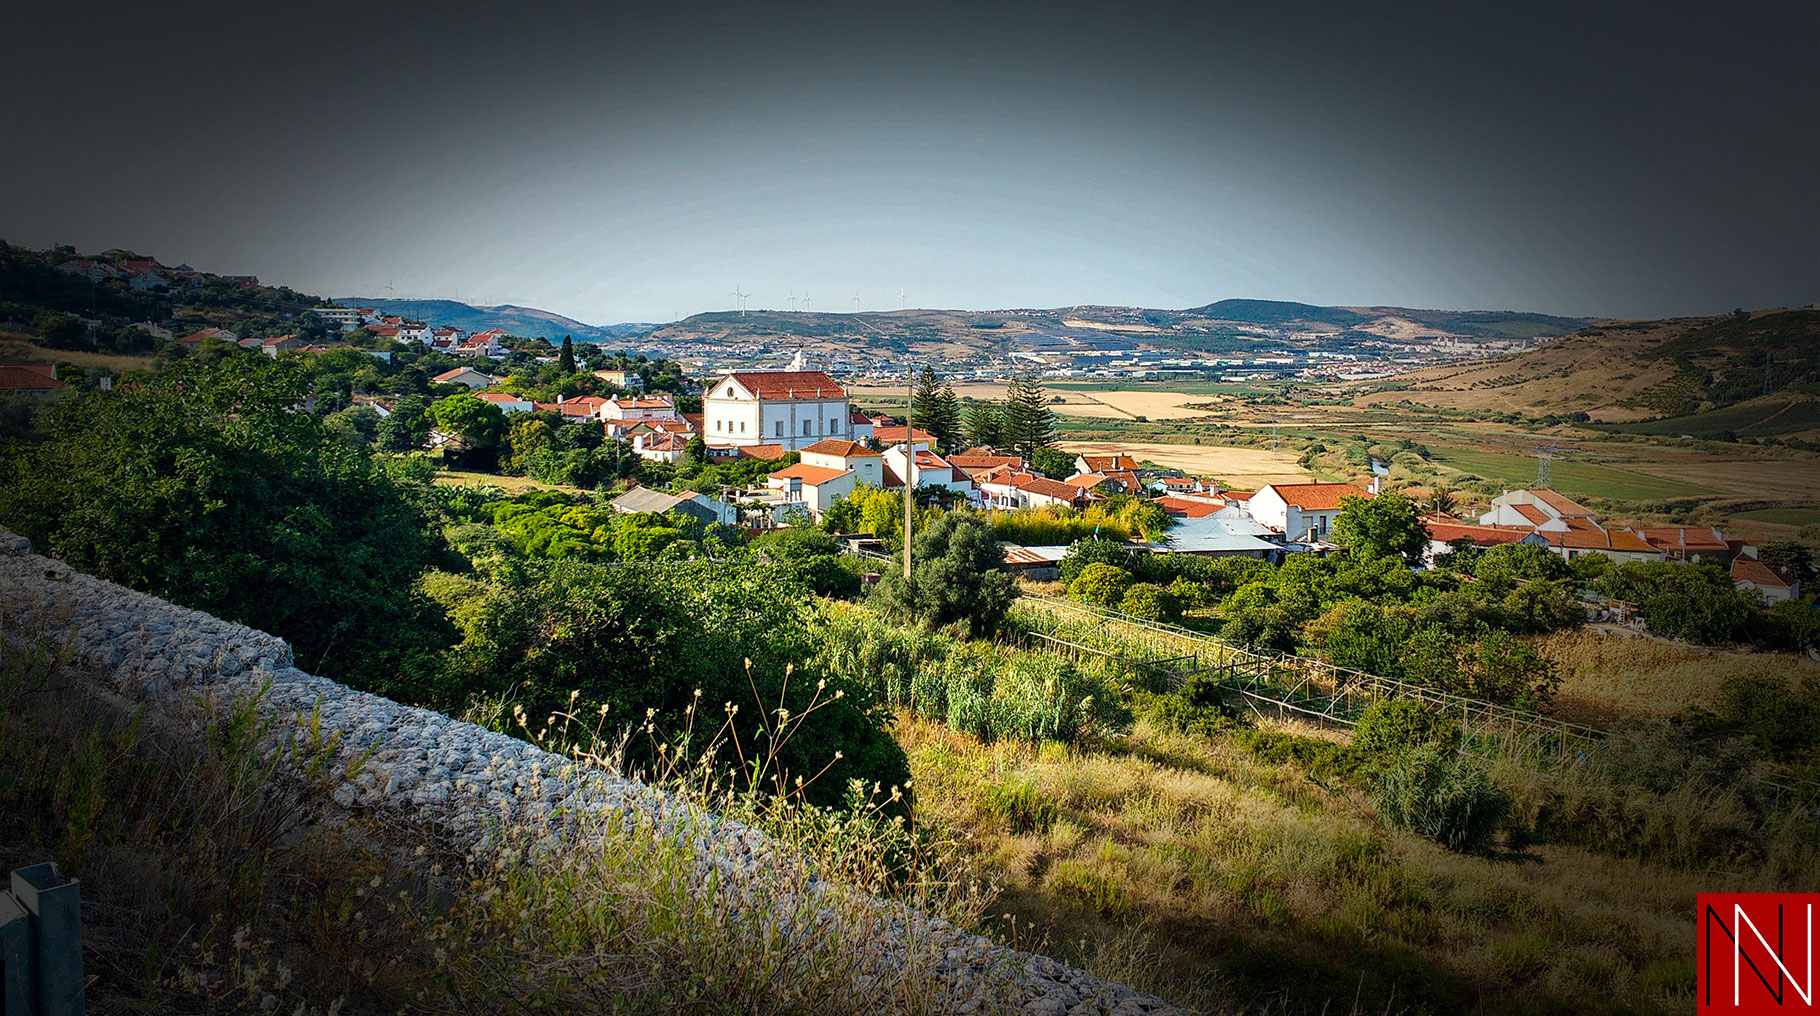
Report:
911,366,961,450
504,414,555,475
1332,491,1427,564
964,400,1004,449
872,511,1016,636
429,393,506,456
375,393,432,451
558,334,576,374
1068,562,1133,608
1030,446,1074,480
1758,540,1813,580
1002,374,1054,458
0,355,445,694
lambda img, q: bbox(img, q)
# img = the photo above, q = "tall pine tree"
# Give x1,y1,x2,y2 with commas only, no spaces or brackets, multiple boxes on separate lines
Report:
1002,374,1054,458
911,366,961,450
964,400,1003,450
558,335,577,374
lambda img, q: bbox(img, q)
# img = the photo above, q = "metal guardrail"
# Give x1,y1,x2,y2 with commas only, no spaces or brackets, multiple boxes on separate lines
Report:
1,863,84,1016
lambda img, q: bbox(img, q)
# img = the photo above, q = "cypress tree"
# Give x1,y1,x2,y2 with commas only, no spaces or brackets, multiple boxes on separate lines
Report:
559,334,576,374
964,400,1003,450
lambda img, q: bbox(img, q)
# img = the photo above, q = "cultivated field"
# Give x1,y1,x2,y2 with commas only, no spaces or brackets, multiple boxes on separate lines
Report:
1056,440,1314,487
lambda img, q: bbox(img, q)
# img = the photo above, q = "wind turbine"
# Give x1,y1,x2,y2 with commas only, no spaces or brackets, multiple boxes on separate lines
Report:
852,292,861,314
899,287,906,310
803,290,812,312
788,289,798,312
730,287,749,315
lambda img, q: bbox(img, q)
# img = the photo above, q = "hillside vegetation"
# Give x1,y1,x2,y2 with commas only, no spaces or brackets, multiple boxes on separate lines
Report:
1357,309,1820,431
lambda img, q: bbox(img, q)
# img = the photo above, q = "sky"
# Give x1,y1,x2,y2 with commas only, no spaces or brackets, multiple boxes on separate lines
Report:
6,1,1818,324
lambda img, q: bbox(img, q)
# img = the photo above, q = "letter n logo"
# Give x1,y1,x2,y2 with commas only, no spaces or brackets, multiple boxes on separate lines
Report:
1700,893,1819,1013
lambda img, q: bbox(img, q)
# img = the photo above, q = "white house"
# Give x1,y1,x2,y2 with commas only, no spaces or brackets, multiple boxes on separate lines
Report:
593,368,644,390
848,410,875,442
432,367,498,389
765,463,857,518
474,391,535,415
312,306,366,331
977,472,1085,510
883,447,972,494
702,370,854,451
599,395,680,423
1478,488,1597,532
1732,557,1801,604
800,439,885,487
1249,482,1373,541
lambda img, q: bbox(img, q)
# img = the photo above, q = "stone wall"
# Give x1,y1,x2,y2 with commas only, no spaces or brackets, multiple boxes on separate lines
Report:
0,528,1182,1016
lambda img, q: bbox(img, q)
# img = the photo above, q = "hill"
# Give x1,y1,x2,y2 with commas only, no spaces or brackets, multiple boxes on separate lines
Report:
644,301,1590,360
340,298,653,344
1351,308,1820,435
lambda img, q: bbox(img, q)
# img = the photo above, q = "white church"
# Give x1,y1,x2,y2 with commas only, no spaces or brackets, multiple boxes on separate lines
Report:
701,369,857,451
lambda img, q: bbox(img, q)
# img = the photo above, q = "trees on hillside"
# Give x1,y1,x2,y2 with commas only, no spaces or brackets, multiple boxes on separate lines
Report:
0,355,445,694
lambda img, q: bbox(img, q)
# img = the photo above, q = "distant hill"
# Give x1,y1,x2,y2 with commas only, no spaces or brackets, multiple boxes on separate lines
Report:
339,298,652,344
644,300,1591,359
1353,308,1820,436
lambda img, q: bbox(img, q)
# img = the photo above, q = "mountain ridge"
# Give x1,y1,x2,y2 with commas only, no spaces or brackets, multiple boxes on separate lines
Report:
337,297,654,344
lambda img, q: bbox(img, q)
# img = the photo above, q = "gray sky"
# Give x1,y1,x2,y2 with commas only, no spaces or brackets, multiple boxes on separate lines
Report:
6,1,1817,323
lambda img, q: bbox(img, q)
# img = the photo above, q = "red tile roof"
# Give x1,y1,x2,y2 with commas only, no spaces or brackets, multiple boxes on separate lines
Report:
726,370,845,400
948,453,1023,470
1015,475,1085,501
1157,495,1224,518
872,424,938,444
1531,488,1596,517
737,443,791,460
1634,527,1730,553
1541,529,1658,553
771,463,851,485
1064,473,1111,489
433,367,489,382
801,438,878,458
1078,454,1138,472
1732,558,1794,588
1264,482,1372,510
0,367,65,391
1513,504,1550,525
1425,522,1536,547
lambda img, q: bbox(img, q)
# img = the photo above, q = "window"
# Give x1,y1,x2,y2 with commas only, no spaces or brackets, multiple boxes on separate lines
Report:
740,421,746,433
803,420,812,436
775,421,783,436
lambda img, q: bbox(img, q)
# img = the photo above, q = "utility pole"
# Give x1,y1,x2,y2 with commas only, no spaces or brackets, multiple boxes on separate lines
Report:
904,365,915,580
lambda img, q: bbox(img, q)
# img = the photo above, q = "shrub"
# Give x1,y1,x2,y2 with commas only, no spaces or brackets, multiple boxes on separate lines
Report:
872,511,1016,637
1351,700,1461,770
1136,671,1239,738
1371,748,1509,852
1118,582,1180,622
1069,563,1132,608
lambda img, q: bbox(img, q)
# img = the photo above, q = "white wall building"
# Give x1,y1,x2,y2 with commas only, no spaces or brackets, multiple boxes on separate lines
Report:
800,439,885,487
702,370,854,451
1249,482,1373,541
765,463,857,517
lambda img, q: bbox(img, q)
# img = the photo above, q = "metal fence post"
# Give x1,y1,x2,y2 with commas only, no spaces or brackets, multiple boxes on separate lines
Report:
9,863,83,1016
0,892,30,1016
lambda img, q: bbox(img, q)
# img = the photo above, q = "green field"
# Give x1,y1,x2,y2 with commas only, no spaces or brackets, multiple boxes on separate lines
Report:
1427,446,1711,501
1733,506,1820,526
1604,397,1820,437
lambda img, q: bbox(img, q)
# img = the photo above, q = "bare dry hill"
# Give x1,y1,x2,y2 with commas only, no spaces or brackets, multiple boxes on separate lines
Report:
1351,308,1820,435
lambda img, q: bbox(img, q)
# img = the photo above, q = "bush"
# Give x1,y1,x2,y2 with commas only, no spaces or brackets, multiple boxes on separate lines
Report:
1069,563,1132,608
872,511,1016,637
1371,747,1510,852
1118,582,1179,622
1351,700,1461,769
1136,671,1239,738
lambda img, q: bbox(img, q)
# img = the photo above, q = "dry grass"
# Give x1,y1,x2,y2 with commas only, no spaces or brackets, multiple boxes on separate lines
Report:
431,469,584,495
1054,441,1314,487
899,710,1810,1015
0,333,158,372
1540,629,1820,725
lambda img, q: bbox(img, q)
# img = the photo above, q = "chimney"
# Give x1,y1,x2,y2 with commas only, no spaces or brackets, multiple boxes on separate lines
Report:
557,395,565,405
1369,475,1382,496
